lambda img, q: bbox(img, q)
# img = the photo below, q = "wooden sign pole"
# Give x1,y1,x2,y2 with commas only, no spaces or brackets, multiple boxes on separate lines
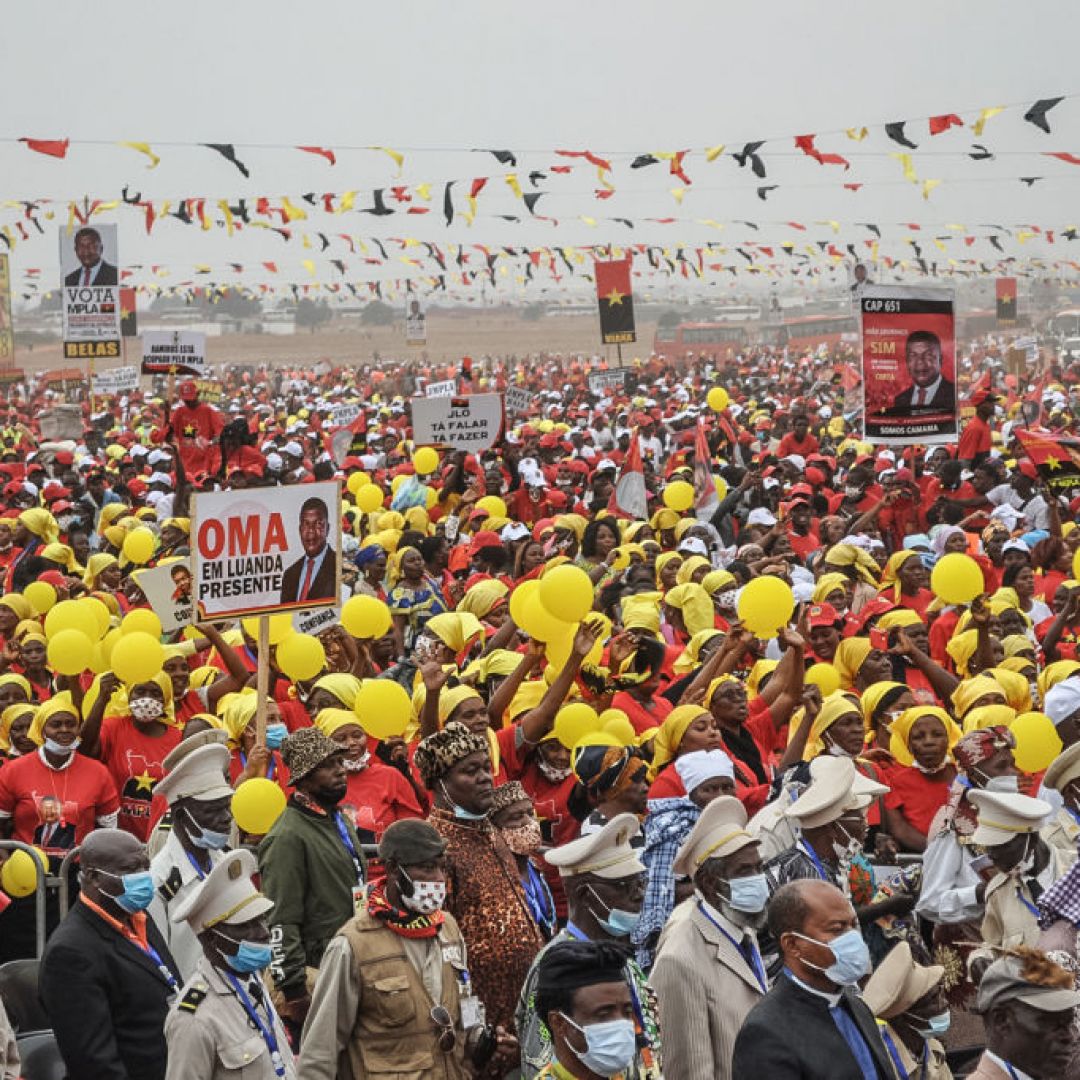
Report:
255,615,269,746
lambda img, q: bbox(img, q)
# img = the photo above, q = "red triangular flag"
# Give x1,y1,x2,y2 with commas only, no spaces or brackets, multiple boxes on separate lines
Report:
20,137,69,158
692,419,716,510
928,114,964,136
610,430,648,520
297,146,336,165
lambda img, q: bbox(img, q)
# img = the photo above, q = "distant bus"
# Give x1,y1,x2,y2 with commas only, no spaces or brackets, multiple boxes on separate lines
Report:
711,304,762,322
759,313,858,352
653,321,748,359
1048,310,1080,338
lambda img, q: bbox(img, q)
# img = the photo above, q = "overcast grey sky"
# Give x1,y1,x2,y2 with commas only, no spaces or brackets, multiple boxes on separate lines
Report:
2,0,1079,300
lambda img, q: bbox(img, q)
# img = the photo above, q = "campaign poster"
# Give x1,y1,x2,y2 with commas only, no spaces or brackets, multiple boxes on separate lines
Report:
505,386,532,416
860,286,957,446
996,277,1017,327
587,369,627,395
0,255,12,365
135,558,194,633
405,298,427,346
410,392,503,451
424,379,456,398
60,224,121,360
191,481,342,619
92,366,140,396
141,330,208,376
594,258,636,345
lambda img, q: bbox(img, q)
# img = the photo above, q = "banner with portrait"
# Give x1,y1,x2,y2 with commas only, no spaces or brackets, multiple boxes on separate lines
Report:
405,298,427,345
134,558,194,633
860,286,957,446
59,224,122,360
191,481,342,619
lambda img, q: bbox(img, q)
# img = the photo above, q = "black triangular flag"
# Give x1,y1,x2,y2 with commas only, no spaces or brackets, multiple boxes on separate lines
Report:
443,181,455,226
203,144,250,177
733,142,766,178
631,155,659,169
756,185,778,201
523,192,544,215
1023,97,1064,134
884,123,918,149
969,144,994,161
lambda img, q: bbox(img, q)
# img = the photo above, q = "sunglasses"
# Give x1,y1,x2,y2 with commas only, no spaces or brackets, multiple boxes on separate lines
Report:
431,1005,456,1052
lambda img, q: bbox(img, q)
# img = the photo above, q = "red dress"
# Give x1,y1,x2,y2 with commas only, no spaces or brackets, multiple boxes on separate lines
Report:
611,691,673,735
884,763,953,838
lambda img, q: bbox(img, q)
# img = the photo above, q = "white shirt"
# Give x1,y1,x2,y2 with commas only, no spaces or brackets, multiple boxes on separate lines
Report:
985,1051,1034,1079
909,376,942,407
916,829,985,924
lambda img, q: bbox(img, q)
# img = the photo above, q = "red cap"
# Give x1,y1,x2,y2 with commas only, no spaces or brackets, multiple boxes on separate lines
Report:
179,380,199,401
467,530,504,557
807,602,842,629
127,478,148,497
1017,459,1038,480
37,570,67,589
53,451,74,467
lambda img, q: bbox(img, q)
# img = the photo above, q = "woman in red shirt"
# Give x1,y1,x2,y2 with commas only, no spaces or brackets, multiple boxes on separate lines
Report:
878,550,934,618
610,635,673,735
883,705,960,853
314,708,423,843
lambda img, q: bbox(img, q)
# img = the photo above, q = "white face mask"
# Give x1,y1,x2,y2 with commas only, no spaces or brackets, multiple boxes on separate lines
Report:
537,758,573,783
129,697,165,722
716,589,738,609
399,869,446,915
44,736,80,757
981,773,1020,794
343,752,370,773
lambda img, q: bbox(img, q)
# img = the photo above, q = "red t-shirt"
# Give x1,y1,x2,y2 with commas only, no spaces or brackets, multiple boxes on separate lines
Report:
884,763,953,837
1037,616,1080,661
777,432,820,458
787,529,821,561
0,750,119,853
228,749,290,794
338,762,424,843
957,416,992,462
99,716,183,842
611,691,673,735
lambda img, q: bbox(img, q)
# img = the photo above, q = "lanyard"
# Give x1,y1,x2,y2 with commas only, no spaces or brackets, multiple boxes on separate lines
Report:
564,921,588,941
876,1022,909,1079
696,902,767,993
334,812,365,887
523,863,555,935
1016,884,1041,919
239,751,277,781
185,850,208,881
799,839,831,882
224,972,286,1078
140,939,179,995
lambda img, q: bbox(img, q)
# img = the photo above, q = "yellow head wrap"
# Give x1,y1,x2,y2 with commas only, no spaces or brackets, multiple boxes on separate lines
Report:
83,553,119,588
28,692,79,746
878,550,919,602
650,704,709,778
41,543,78,573
438,685,485,725
0,673,32,702
664,582,714,637
945,630,979,677
161,517,191,536
220,691,258,743
745,660,779,700
701,569,736,596
951,674,1007,718
834,637,872,689
312,673,362,711
0,594,31,621
962,703,1017,735
0,702,35,752
653,552,682,590
98,503,128,533
425,612,483,655
18,508,59,546
650,508,679,533
703,673,738,710
621,592,662,634
457,579,509,620
824,544,881,585
672,629,723,676
984,667,1033,713
675,556,710,586
386,544,420,587
876,609,925,632
1002,635,1035,659
889,706,961,766
1038,660,1080,703
507,680,547,722
812,573,851,605
807,691,864,758
314,707,363,739
860,681,908,732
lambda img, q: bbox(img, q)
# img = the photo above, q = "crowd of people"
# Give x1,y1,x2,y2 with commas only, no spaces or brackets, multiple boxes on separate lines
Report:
0,337,1080,1078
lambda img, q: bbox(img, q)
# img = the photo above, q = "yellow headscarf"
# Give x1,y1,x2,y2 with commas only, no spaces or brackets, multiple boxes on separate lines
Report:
621,592,662,634
1002,635,1036,659
41,543,79,573
507,680,546,722
984,667,1033,713
889,706,961,766
876,608,925,632
1040,659,1080,702
83,553,119,589
28,693,79,746
220,691,258,744
18,508,59,546
426,612,484,655
962,703,1017,735
701,569,736,596
703,673,738,709
161,517,191,536
878,551,919,601
813,573,851,605
675,556,710,586
824,544,881,585
860,681,908,732
650,508,679,534
438,685,485,725
0,673,32,703
457,579,509,620
654,552,682,590
0,594,31,621
463,649,523,685
553,514,588,541
650,704,709,778
834,637,872,689
807,691,864,758
672,629,723,676
0,701,35,752
312,673,362,710
990,587,1021,611
386,544,420,587
745,660,779,700
98,503,128,534
314,707,362,739
664,583,714,637
951,674,1007,718
945,630,979,677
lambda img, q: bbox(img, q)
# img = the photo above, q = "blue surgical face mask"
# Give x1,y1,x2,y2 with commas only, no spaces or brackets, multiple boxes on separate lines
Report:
982,774,1020,794
264,723,288,750
587,885,640,938
910,1010,951,1038
97,868,156,914
439,781,488,821
793,928,871,986
725,873,770,914
560,1014,637,1078
185,808,231,851
216,930,272,973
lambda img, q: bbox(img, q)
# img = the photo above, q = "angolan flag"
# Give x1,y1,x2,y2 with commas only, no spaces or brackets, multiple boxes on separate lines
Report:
610,430,648,519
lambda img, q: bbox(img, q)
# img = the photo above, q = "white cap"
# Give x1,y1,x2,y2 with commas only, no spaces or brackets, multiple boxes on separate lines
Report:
266,453,284,472
545,812,645,879
154,743,234,805
675,749,734,794
969,790,1051,847
1043,742,1080,793
677,537,709,557
172,848,274,932
747,508,777,527
672,795,756,877
785,755,867,828
149,472,172,486
782,454,806,471
1044,676,1080,726
284,441,303,458
501,522,530,542
148,449,171,466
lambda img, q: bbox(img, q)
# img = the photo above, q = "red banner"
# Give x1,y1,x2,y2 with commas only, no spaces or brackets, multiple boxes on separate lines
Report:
594,259,636,345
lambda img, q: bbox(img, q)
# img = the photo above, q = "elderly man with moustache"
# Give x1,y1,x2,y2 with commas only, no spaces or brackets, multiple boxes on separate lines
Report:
650,796,769,1080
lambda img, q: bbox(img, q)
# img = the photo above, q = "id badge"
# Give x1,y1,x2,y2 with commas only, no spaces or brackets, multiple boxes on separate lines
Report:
459,995,485,1030
352,885,366,914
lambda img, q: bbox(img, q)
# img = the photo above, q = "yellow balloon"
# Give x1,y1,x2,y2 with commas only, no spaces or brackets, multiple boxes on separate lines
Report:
275,633,326,682
1011,711,1063,772
122,608,162,639
44,599,101,642
539,564,594,624
930,553,984,606
520,591,573,644
47,629,93,677
602,716,637,746
23,581,56,616
663,481,694,512
413,447,439,475
241,614,294,645
122,527,156,565
1,849,46,898
425,486,438,509
232,778,287,835
341,595,392,639
805,663,841,697
476,495,508,518
354,680,412,739
110,631,165,684
509,580,540,628
737,576,795,638
355,483,385,514
346,471,370,496
714,475,728,500
81,596,112,638
707,387,730,412
553,703,601,750
1072,545,1080,584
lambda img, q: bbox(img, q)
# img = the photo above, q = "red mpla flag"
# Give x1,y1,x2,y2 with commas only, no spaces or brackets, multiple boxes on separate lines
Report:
262,261,278,273
839,364,861,392
929,114,963,136
1014,428,1080,490
594,257,633,303
610,430,648,519
793,134,850,169
692,419,716,509
1045,152,1080,166
297,146,336,166
19,137,69,158
961,371,991,405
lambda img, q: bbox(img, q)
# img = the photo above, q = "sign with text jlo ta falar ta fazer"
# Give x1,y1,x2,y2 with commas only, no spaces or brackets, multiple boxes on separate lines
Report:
191,481,343,619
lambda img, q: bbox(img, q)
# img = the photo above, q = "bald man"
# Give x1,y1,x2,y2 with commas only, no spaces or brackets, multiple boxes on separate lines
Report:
41,830,180,1080
732,880,895,1079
